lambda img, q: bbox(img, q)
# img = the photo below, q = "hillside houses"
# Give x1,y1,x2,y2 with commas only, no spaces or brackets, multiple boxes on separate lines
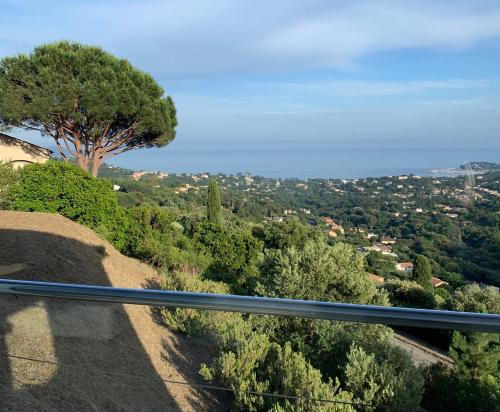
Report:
320,217,344,234
395,262,413,273
362,243,396,256
431,277,449,288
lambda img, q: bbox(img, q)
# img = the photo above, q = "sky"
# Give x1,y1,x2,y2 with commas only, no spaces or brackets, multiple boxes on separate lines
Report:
1,0,500,175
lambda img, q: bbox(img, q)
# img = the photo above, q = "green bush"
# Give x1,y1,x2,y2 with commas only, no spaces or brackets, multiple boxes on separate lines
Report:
159,271,237,336
160,270,355,411
257,239,388,305
0,161,19,209
252,219,322,250
449,283,500,314
383,280,437,309
9,160,129,249
345,344,423,411
200,323,355,412
421,363,500,412
125,206,211,272
193,222,264,293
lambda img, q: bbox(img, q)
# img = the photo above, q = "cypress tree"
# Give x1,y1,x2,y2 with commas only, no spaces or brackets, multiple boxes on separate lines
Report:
207,178,222,225
413,255,432,289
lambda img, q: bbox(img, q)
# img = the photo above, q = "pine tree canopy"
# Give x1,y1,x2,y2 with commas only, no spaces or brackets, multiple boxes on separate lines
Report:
0,41,177,176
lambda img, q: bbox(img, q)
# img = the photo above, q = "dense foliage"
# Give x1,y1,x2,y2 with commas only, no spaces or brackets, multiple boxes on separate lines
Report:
3,161,499,411
98,163,500,287
8,161,129,249
207,178,222,225
413,255,432,289
0,161,19,208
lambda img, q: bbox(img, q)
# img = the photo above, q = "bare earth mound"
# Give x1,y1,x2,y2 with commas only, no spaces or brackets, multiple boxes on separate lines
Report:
0,211,228,411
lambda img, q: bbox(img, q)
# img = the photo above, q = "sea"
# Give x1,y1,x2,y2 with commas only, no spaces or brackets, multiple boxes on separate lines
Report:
112,145,500,179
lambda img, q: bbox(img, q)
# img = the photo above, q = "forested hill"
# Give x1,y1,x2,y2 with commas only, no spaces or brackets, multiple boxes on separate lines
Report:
460,161,500,171
100,163,500,288
2,160,498,411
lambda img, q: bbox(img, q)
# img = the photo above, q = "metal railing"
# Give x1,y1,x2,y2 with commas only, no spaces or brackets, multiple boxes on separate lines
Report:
0,278,499,333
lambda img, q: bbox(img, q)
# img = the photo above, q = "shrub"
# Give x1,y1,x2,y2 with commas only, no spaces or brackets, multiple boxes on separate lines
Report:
9,160,129,249
193,222,264,293
257,239,388,305
160,271,355,411
200,329,355,412
159,271,236,336
449,283,500,314
421,363,500,412
345,343,423,411
125,207,211,272
383,280,437,309
0,161,19,209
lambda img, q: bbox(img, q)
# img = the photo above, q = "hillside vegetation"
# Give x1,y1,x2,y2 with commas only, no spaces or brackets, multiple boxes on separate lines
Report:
1,160,499,411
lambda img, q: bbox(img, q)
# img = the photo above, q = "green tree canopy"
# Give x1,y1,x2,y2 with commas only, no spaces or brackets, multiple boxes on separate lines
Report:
258,239,388,305
193,222,263,293
0,41,177,176
450,283,500,314
450,332,500,383
207,178,222,225
413,255,433,289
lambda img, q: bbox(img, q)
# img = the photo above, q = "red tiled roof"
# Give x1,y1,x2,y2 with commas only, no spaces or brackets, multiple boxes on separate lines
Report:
431,277,448,287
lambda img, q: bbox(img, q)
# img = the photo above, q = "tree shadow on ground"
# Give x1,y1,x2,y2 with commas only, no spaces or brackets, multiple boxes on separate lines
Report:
160,337,233,412
0,228,183,411
143,276,231,410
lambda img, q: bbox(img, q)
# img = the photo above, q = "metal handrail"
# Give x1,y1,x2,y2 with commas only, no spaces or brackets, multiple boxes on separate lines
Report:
0,278,499,333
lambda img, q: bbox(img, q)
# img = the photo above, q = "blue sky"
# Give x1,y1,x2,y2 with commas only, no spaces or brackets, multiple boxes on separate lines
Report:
1,0,500,174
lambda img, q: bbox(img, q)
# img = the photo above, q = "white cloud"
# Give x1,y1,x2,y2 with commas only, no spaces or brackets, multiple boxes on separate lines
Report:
273,79,495,97
258,1,500,69
1,0,500,76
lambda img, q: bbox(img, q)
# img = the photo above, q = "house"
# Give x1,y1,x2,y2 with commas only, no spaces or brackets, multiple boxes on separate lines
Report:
380,237,396,245
320,217,334,225
327,230,338,238
363,243,393,255
395,262,413,273
175,184,191,193
330,223,344,234
368,273,385,284
131,171,148,181
320,216,344,233
0,133,52,168
265,216,284,223
431,277,449,288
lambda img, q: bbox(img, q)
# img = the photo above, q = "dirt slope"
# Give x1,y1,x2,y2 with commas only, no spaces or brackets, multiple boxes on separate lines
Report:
0,211,228,411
